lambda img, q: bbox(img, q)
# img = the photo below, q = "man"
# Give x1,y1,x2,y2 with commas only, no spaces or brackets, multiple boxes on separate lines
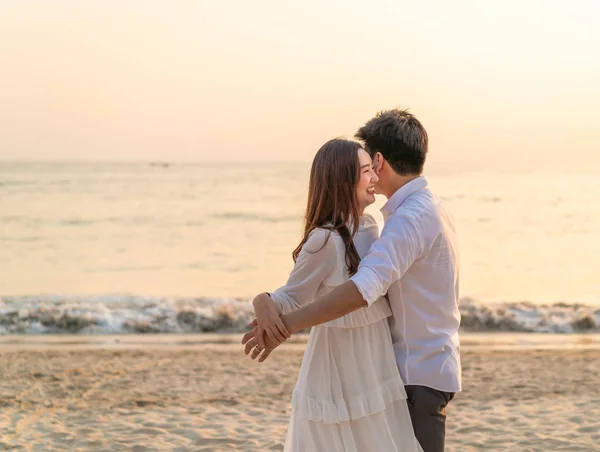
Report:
244,109,461,452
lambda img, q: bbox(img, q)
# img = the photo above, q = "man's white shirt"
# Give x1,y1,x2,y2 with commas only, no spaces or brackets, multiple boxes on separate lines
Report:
351,176,462,393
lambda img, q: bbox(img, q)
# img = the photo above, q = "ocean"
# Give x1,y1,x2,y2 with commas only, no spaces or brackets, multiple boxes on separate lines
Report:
1,161,599,334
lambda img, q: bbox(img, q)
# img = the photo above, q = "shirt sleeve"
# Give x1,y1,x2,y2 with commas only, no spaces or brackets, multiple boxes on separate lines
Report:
351,207,436,305
270,228,337,315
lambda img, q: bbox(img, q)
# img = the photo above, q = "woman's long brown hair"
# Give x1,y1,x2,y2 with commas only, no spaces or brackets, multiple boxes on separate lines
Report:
292,138,363,276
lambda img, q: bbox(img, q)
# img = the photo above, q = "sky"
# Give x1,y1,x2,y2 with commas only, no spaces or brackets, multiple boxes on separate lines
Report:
1,0,599,168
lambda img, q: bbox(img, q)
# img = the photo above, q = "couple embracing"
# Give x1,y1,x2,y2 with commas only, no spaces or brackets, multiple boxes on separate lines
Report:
243,109,461,452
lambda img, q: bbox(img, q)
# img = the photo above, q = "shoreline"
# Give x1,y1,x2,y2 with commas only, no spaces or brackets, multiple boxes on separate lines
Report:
1,332,600,351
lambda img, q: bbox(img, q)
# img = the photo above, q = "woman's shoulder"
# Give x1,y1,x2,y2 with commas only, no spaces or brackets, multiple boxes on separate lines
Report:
303,227,339,254
359,213,379,231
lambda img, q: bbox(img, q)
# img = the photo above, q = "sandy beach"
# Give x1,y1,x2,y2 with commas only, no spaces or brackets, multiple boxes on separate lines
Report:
0,334,599,451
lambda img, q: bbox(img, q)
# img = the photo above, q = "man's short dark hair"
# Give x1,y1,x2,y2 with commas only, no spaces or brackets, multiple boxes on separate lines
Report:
355,109,428,175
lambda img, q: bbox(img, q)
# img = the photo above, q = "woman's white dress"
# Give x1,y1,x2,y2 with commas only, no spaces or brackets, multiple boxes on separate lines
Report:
269,215,423,452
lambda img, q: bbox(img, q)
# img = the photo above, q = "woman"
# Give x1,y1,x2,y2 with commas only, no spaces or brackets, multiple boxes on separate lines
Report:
248,138,422,452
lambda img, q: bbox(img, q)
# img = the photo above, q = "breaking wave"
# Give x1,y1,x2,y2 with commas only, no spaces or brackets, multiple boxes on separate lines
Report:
0,295,599,335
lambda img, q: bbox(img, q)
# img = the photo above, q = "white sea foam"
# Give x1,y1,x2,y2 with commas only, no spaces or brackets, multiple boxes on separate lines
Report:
0,295,598,335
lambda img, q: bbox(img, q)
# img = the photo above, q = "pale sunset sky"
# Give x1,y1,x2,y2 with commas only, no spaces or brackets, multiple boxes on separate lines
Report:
1,1,598,168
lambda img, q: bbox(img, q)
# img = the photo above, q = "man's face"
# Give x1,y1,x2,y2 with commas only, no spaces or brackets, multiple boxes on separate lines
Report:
370,152,385,195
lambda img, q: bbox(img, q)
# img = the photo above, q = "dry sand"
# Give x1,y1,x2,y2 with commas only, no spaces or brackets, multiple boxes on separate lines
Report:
0,334,599,451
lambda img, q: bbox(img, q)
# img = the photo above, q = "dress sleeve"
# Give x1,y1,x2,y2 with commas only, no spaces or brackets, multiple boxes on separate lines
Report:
269,228,338,315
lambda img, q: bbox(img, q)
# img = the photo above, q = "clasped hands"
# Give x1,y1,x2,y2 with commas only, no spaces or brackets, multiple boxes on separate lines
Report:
242,293,290,362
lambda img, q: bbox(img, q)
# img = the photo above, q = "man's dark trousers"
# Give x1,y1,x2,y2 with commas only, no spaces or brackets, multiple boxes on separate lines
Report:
405,385,455,452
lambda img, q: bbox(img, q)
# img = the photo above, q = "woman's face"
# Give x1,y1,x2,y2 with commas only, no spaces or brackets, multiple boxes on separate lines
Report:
356,148,379,213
